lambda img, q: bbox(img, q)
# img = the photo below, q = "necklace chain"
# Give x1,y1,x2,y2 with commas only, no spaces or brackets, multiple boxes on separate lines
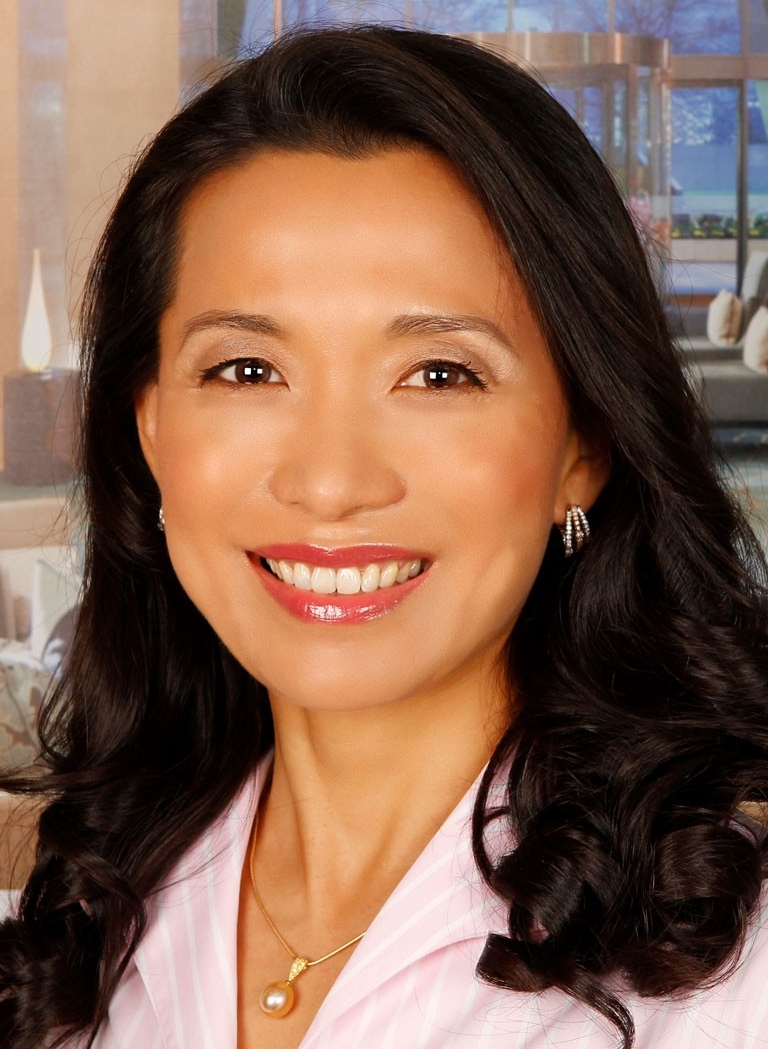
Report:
248,805,367,1017
249,856,366,965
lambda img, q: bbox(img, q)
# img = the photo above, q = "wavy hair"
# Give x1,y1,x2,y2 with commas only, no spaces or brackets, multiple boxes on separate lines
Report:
1,25,767,1049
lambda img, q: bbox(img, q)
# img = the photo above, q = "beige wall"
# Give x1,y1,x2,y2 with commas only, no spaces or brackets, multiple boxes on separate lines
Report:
0,0,219,467
65,1,184,322
0,2,20,460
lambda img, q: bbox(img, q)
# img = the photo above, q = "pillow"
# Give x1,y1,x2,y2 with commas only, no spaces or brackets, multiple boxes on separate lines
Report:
739,250,768,326
706,288,744,346
0,641,49,770
743,304,768,373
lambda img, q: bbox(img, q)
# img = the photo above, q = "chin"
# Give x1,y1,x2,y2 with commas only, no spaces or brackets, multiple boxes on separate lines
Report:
245,665,419,714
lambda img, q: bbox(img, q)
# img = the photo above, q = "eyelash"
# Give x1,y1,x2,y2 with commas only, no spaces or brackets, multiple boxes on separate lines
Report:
198,358,282,386
198,357,489,391
398,359,488,391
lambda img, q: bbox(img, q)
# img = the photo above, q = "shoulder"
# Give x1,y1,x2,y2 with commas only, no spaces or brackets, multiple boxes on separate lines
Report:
89,760,267,1048
314,788,768,1049
310,887,768,1049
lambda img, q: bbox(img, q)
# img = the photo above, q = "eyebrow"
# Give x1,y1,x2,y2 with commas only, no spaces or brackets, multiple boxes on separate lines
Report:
385,312,517,353
180,309,516,353
180,311,287,345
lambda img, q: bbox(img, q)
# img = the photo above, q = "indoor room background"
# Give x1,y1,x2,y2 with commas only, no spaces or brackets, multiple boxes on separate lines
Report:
0,0,766,771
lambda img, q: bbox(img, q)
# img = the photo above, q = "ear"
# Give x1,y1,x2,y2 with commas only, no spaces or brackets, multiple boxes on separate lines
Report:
553,427,611,525
135,383,160,482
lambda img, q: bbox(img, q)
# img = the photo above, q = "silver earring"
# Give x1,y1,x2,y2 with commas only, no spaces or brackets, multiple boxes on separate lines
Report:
158,506,165,533
559,505,590,557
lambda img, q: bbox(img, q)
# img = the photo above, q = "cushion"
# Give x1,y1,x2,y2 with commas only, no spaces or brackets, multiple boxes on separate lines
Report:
0,641,49,770
743,304,768,373
740,250,768,326
707,289,744,346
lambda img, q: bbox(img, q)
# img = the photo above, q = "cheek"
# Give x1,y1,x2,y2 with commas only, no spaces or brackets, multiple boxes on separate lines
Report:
441,410,569,543
153,397,253,506
148,403,252,605
436,409,569,632
465,453,558,602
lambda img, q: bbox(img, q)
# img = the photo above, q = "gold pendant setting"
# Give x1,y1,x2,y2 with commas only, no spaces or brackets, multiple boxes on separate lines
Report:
288,956,309,981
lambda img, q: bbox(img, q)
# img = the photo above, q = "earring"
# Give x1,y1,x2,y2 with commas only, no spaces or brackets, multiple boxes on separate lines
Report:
158,506,165,533
559,505,590,557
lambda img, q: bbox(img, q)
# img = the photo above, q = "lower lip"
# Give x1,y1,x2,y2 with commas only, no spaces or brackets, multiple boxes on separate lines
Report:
249,557,429,624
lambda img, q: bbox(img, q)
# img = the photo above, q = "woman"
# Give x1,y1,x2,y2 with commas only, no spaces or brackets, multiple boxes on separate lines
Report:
1,24,768,1049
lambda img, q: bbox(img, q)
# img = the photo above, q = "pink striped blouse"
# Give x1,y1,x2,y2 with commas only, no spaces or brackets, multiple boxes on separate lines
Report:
73,758,768,1047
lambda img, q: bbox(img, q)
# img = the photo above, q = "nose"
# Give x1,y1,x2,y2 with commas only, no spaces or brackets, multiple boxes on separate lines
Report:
266,403,406,521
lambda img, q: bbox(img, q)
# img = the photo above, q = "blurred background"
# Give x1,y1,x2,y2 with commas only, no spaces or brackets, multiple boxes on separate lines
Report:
0,0,766,768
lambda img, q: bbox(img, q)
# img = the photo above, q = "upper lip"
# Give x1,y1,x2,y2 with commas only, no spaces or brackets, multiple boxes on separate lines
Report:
253,543,428,567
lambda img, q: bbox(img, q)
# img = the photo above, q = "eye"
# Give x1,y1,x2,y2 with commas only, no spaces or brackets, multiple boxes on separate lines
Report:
200,358,284,385
398,360,487,390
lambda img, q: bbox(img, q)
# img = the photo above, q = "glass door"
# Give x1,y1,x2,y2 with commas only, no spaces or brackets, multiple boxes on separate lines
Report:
669,85,739,298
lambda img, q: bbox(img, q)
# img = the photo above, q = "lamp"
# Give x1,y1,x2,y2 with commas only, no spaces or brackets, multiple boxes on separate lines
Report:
3,250,79,486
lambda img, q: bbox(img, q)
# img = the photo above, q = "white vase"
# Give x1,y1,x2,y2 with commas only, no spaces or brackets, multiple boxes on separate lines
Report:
20,248,53,373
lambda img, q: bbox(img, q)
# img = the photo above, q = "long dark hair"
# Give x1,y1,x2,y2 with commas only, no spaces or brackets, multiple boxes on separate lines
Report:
1,25,767,1049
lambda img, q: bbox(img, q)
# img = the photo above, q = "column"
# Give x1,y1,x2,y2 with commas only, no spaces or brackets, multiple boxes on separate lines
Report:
65,0,183,326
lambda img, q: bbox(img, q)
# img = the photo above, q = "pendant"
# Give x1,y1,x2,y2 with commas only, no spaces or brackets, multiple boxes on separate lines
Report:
259,980,295,1018
259,956,310,1018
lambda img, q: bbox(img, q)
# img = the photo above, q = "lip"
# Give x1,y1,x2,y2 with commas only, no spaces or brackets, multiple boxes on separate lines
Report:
249,551,430,624
254,543,427,568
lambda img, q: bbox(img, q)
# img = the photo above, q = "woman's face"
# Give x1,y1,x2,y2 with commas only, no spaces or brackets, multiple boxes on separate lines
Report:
137,148,606,713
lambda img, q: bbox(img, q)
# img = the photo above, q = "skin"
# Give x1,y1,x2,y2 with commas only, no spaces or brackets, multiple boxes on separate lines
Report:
136,147,609,1048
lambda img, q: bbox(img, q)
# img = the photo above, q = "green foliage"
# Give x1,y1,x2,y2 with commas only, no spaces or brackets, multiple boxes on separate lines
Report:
751,214,768,238
670,213,768,238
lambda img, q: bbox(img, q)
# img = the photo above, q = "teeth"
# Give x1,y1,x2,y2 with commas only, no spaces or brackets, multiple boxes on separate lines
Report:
336,567,362,594
378,562,398,588
264,557,424,595
360,564,380,592
311,567,336,594
293,562,312,590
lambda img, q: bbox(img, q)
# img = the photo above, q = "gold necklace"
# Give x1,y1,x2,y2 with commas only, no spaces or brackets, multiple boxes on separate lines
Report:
248,816,367,1018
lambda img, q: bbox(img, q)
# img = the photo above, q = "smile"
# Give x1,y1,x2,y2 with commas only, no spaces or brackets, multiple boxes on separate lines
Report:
262,557,424,595
250,545,431,624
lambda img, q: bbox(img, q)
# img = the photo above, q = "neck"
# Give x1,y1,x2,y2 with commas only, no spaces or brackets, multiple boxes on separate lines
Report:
255,660,509,928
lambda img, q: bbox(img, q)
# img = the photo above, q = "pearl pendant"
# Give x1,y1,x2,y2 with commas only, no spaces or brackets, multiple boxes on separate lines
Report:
259,980,295,1018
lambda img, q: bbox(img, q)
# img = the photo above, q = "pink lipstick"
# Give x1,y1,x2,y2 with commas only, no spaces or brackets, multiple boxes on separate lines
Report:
248,544,430,624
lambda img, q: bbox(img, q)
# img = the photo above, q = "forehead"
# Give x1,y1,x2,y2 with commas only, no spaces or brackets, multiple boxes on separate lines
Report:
161,144,532,339
182,145,492,224
171,146,517,298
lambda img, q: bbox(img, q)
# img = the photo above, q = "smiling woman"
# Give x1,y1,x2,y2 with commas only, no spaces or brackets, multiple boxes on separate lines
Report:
1,24,768,1049
136,148,596,714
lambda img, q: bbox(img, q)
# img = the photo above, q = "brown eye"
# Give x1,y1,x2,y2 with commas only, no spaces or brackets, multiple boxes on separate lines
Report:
423,364,462,388
399,360,485,390
214,358,283,384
